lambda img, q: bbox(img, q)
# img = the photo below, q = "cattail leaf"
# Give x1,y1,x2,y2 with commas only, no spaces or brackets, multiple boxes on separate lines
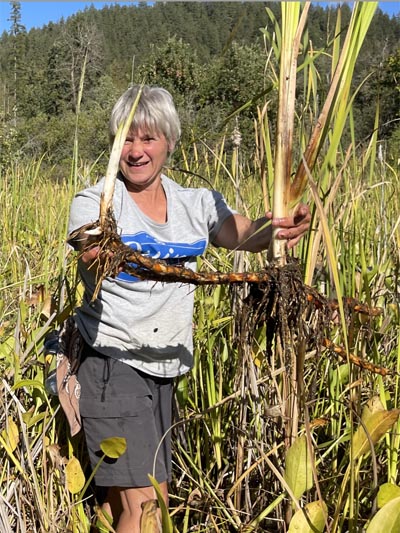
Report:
148,474,174,532
377,483,400,509
291,2,377,202
1,417,19,452
366,497,400,532
65,456,85,494
95,505,116,533
270,2,310,264
352,409,400,459
284,434,313,499
100,436,127,459
288,500,327,532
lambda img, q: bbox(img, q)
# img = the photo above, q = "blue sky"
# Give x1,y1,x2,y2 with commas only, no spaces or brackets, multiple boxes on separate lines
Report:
0,1,399,34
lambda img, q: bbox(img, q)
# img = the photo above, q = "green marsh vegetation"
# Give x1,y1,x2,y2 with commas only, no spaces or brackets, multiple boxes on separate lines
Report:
1,2,399,532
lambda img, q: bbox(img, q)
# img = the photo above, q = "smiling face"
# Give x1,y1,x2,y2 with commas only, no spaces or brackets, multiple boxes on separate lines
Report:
119,128,171,192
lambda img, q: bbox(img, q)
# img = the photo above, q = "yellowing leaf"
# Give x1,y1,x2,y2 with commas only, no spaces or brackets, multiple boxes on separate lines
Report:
352,409,400,459
1,417,19,452
366,496,400,532
377,483,400,509
361,396,385,421
65,456,85,494
288,500,328,532
284,435,314,499
140,499,159,533
100,437,127,459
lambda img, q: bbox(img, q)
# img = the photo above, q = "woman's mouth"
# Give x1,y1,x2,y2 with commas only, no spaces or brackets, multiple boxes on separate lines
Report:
128,161,148,167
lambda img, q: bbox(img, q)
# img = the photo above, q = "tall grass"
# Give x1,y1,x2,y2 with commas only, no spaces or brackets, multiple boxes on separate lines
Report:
0,137,399,533
1,2,399,532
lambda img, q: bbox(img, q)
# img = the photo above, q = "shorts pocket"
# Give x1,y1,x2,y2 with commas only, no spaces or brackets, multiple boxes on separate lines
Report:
79,394,151,418
78,350,153,415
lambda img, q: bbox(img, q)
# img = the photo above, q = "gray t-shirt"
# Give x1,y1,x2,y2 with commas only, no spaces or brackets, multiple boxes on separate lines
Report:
68,173,235,378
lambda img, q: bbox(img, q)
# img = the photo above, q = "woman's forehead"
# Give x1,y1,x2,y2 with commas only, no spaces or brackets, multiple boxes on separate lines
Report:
129,124,160,136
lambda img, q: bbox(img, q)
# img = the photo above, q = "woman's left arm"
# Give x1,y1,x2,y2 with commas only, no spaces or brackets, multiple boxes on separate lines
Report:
213,204,311,252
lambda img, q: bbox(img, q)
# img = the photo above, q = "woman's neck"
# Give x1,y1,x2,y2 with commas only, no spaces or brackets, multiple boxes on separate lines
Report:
127,180,168,224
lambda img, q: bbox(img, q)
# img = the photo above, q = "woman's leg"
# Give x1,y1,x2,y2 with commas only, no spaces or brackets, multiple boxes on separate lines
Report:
100,486,122,527
102,482,168,533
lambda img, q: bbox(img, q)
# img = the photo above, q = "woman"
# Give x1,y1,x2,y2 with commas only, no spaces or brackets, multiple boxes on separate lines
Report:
68,85,311,532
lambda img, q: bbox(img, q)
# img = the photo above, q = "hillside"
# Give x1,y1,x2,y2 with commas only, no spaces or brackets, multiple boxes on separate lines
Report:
0,2,399,170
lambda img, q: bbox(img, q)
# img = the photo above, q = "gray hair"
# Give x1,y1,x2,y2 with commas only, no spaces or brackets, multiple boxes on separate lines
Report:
109,85,181,151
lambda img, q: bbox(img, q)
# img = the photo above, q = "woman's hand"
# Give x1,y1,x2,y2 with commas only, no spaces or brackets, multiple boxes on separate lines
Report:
214,203,311,253
81,246,101,266
80,245,124,276
268,204,311,249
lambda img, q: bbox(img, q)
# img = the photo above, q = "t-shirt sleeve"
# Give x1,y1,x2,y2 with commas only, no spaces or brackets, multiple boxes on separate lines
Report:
68,190,101,236
203,189,237,243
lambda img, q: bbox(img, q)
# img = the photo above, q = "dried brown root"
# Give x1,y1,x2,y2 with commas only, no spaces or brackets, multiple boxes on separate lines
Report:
122,248,383,320
123,256,273,285
68,220,382,319
305,288,382,317
322,338,394,376
68,219,394,379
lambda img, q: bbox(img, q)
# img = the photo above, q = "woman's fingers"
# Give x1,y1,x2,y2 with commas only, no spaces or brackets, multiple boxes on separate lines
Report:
81,246,100,265
269,204,311,248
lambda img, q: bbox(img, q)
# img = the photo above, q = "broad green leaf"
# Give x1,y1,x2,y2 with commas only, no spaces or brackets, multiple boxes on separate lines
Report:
329,364,350,394
366,497,400,532
100,437,127,459
377,483,400,509
175,374,188,408
352,409,400,459
65,456,85,494
11,379,46,392
1,417,19,452
288,500,328,532
22,412,46,429
21,408,35,426
284,434,313,499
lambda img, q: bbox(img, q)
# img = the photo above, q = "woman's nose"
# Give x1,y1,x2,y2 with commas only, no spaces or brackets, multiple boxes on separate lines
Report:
128,140,144,157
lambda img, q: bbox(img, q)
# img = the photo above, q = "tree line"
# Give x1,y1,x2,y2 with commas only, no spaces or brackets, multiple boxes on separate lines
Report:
0,1,399,174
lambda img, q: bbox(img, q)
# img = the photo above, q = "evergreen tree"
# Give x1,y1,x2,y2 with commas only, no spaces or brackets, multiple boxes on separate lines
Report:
8,1,26,125
0,1,398,167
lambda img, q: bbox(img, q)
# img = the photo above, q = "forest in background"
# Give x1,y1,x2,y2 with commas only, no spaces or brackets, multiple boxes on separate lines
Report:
0,1,399,176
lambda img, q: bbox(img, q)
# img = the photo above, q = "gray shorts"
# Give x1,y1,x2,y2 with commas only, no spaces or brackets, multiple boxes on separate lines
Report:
77,344,173,488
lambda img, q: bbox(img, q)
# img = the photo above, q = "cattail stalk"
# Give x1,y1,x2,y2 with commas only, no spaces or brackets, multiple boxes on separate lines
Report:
269,2,310,265
99,85,143,229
